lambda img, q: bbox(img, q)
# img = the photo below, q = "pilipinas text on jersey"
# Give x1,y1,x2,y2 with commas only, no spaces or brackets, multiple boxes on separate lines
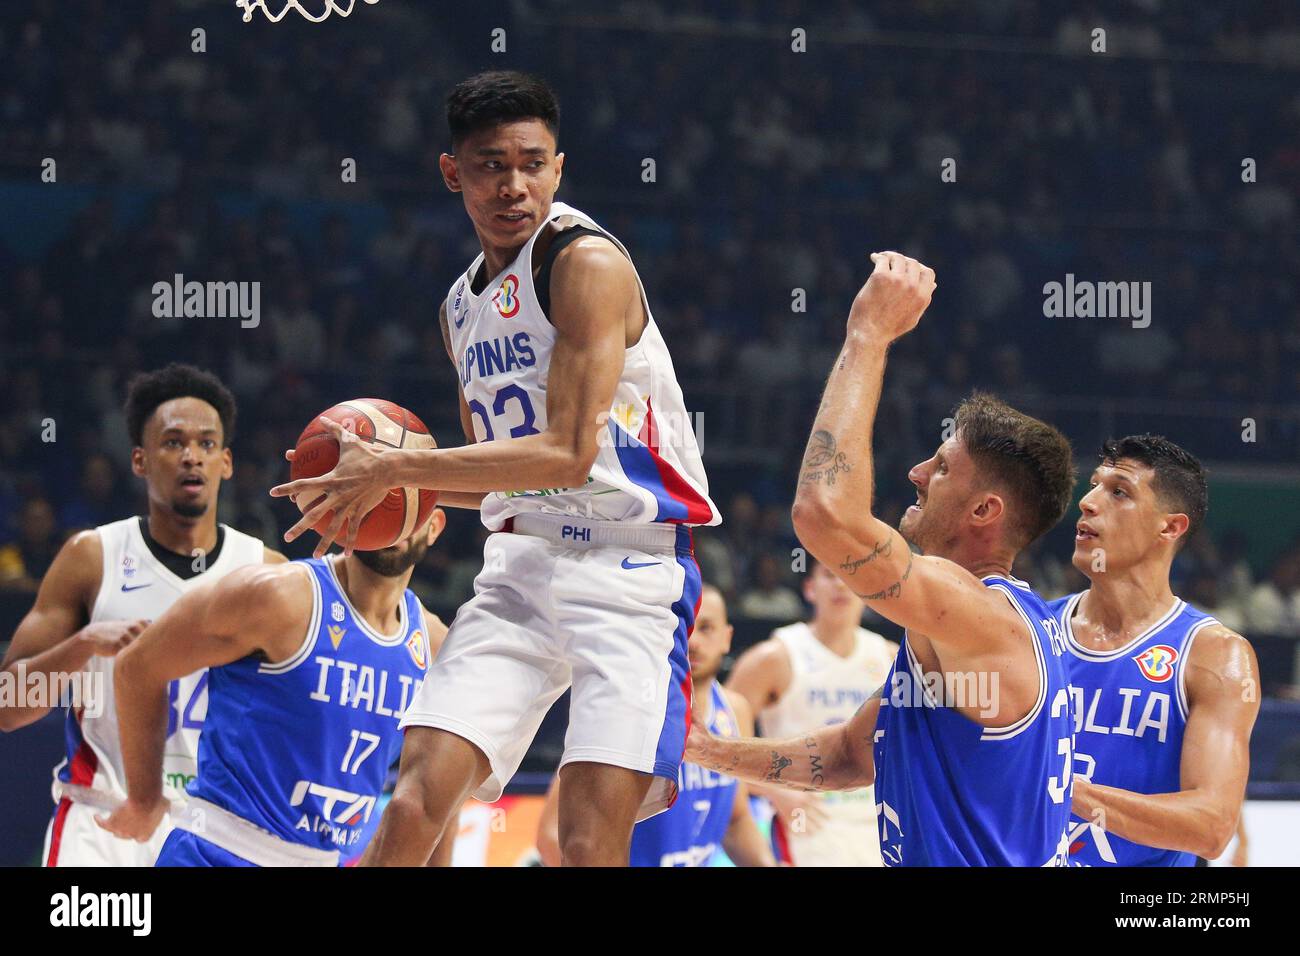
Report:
444,201,719,530
187,558,428,853
629,682,739,867
872,574,1074,866
1051,592,1214,867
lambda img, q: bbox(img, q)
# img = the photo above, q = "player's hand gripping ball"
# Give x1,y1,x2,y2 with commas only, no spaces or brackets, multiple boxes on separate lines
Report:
287,399,439,551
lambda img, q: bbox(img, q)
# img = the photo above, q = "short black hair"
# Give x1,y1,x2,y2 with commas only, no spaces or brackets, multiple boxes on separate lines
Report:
447,71,560,151
1100,434,1208,547
953,392,1076,549
125,363,237,448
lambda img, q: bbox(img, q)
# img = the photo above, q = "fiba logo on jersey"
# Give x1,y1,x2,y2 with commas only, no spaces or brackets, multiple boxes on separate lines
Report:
406,631,427,670
1133,644,1179,682
492,274,521,318
331,601,345,623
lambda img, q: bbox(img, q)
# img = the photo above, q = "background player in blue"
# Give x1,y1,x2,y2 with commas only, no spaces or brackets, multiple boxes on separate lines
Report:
1052,435,1260,865
96,513,450,866
535,585,775,867
687,252,1079,866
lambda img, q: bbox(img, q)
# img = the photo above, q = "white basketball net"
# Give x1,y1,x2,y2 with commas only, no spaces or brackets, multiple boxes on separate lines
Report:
236,0,379,23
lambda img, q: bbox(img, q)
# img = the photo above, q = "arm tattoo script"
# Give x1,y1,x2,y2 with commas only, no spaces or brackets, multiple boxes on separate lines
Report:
805,736,826,788
861,547,914,601
839,536,893,575
800,430,852,486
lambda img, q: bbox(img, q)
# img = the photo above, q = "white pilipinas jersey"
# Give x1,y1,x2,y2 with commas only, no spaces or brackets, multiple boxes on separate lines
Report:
54,517,266,806
446,202,719,531
760,622,896,867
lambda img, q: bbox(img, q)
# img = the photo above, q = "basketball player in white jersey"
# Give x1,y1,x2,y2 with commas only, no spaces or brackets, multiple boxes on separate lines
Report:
0,363,281,865
727,560,895,865
271,71,719,865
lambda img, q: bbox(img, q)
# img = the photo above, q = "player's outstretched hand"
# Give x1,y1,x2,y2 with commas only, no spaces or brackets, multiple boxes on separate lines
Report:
683,700,714,764
764,788,831,835
848,251,936,343
95,795,170,843
79,619,150,657
268,416,392,558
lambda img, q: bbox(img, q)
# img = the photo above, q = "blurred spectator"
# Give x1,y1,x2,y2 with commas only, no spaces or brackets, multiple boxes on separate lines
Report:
0,498,61,593
738,553,804,622
1243,547,1300,638
58,453,129,532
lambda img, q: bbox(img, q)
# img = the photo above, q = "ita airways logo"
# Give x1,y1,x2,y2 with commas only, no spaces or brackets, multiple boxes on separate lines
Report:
406,631,427,670
1133,644,1179,683
492,274,521,318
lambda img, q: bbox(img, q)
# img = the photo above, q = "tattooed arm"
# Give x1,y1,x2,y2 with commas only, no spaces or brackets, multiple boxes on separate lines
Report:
687,697,881,792
791,253,1023,646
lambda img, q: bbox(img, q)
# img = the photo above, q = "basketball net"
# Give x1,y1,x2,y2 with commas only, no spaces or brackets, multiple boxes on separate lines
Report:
236,0,379,23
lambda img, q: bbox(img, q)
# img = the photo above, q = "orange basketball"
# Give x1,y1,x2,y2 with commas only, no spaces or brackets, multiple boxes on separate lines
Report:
289,398,439,551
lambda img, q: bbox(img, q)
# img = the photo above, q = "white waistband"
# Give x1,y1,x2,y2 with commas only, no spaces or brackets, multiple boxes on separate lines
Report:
56,781,187,817
176,797,340,867
506,513,686,552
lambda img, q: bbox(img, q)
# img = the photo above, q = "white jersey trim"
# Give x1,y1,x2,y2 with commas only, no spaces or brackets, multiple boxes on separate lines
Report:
904,640,940,708
1063,593,1186,662
88,526,114,622
324,555,408,645
258,564,320,676
1176,616,1220,721
979,581,1048,742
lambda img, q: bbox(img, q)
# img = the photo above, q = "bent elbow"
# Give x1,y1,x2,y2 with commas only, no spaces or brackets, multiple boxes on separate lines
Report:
551,437,596,490
791,496,840,546
1201,812,1238,860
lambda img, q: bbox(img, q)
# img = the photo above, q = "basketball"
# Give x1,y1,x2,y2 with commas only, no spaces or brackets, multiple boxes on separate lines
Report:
289,398,439,551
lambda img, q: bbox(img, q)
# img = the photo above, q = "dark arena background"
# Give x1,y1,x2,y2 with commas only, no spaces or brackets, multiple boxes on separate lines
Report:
1,0,1298,873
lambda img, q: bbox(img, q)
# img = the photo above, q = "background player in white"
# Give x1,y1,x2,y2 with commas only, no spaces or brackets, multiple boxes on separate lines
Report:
0,364,282,865
535,584,775,867
270,72,720,866
727,559,895,866
1060,436,1259,863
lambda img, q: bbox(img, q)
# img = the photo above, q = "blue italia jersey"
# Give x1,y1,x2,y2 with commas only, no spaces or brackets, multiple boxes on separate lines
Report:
630,681,739,867
1051,592,1215,867
873,574,1074,866
187,557,429,854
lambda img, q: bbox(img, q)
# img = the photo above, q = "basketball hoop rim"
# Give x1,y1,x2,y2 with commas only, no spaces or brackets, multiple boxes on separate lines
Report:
236,0,380,24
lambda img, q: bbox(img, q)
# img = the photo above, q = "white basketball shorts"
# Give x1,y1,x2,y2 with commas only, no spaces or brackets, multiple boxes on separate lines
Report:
43,797,174,867
400,513,701,821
